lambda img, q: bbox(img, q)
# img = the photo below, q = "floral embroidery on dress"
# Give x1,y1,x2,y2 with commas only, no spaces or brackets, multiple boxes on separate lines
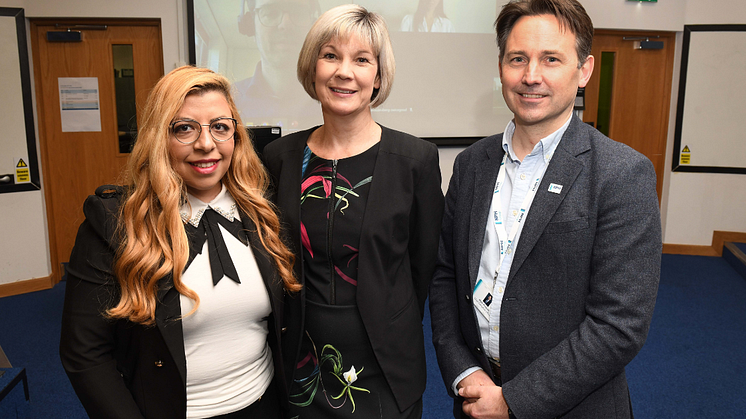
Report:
299,152,372,287
290,333,370,413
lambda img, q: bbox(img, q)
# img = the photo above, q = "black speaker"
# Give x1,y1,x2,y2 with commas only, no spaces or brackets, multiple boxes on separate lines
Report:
47,31,82,42
639,40,664,50
247,125,281,156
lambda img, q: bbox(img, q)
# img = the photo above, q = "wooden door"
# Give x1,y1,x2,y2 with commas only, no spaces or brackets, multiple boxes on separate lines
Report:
30,19,163,284
583,30,675,202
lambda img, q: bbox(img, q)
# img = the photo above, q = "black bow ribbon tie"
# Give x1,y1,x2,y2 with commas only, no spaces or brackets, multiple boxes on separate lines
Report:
184,208,250,285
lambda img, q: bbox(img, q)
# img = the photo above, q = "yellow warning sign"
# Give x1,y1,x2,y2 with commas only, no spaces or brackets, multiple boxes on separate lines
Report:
15,158,30,183
680,145,691,165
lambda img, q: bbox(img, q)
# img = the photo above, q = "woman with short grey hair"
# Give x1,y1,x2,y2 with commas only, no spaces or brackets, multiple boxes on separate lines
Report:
262,4,444,419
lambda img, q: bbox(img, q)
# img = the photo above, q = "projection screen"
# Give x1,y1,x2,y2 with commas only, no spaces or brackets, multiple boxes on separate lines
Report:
188,0,511,140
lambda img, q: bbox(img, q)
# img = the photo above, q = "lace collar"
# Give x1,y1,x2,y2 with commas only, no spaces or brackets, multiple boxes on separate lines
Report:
180,184,240,227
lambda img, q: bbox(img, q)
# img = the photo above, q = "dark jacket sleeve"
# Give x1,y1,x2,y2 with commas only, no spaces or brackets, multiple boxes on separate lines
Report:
59,194,145,419
429,148,483,397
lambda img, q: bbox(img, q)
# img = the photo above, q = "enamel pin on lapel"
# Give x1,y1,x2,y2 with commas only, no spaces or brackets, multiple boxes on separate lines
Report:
548,183,563,194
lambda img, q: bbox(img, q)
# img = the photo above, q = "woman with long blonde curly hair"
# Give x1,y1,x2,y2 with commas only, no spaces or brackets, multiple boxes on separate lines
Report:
60,66,299,419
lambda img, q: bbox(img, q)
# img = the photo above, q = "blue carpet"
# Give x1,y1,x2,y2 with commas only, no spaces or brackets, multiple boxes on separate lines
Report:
422,305,454,418
0,283,86,418
734,242,746,255
0,282,455,419
1,253,745,418
627,254,746,418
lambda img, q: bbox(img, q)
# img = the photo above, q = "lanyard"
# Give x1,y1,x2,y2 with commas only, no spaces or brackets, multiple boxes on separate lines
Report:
491,153,542,277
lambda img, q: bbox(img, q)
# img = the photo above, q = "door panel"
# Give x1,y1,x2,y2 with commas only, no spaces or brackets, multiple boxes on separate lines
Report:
583,30,675,202
31,19,163,283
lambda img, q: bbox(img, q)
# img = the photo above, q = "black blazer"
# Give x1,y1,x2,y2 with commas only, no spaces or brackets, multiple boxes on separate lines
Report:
430,116,662,418
262,125,444,411
59,186,287,419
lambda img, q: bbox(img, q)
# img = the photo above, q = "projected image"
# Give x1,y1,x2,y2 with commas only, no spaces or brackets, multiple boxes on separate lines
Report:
191,0,509,137
194,0,321,130
358,0,496,34
400,0,455,33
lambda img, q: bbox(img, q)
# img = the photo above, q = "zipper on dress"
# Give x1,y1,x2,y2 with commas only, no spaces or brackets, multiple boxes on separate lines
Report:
327,159,338,305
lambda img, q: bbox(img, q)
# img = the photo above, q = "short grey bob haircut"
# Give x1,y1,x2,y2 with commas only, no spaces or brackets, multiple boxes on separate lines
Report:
297,4,395,108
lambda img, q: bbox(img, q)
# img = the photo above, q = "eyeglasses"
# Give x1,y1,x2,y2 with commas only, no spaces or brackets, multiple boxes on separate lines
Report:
169,117,237,145
255,5,313,28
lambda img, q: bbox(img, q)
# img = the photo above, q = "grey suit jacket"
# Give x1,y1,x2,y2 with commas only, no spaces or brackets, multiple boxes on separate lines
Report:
429,116,661,419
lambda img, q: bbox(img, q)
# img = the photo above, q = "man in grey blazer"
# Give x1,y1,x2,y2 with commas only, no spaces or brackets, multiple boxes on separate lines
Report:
429,0,662,418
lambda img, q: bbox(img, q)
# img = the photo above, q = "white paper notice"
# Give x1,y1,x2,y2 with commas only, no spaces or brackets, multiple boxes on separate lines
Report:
59,77,102,132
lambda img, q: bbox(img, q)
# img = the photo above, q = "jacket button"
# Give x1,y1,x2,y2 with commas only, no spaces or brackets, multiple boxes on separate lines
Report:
475,347,482,353
281,327,287,333
154,360,163,367
465,294,470,301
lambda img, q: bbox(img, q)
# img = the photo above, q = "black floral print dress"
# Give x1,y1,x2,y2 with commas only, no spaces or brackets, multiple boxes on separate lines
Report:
288,143,420,419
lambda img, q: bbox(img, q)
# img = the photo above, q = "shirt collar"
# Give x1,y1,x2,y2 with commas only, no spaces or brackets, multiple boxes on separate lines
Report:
180,184,240,227
501,114,573,164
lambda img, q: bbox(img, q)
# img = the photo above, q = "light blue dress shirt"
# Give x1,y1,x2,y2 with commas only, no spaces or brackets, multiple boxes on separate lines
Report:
452,115,571,392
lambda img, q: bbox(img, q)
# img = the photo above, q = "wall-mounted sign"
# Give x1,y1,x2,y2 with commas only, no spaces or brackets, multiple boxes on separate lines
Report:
59,77,102,132
15,158,29,183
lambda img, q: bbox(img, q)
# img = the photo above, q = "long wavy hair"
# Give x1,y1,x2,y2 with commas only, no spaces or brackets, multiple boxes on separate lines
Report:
109,65,299,325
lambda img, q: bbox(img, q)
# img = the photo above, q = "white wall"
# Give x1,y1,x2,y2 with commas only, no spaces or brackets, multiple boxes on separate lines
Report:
14,0,185,70
661,1,746,245
586,0,686,31
436,0,746,247
0,192,50,284
0,0,185,286
0,5,49,286
1,0,744,286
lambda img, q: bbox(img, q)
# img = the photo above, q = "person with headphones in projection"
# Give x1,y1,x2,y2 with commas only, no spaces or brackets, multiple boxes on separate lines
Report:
234,0,320,129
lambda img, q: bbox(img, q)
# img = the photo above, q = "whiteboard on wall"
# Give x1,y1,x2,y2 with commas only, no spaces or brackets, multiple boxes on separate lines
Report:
0,7,40,192
672,25,746,174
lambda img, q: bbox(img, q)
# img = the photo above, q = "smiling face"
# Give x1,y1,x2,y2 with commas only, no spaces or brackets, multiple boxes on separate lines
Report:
499,14,593,137
168,90,235,203
314,35,380,119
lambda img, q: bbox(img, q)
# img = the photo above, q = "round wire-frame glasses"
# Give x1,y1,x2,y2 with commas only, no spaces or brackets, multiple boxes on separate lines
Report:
169,117,237,145
255,4,313,27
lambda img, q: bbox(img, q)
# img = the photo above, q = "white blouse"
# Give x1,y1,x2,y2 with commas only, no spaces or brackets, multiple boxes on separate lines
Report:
179,185,273,418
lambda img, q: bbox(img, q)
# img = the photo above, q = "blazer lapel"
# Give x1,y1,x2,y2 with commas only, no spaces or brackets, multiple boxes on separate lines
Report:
273,131,310,385
242,214,283,317
278,133,310,272
468,137,504,289
507,117,589,284
155,278,187,384
354,126,392,304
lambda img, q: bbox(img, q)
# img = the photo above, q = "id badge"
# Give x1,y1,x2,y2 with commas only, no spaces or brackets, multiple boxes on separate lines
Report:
473,279,494,320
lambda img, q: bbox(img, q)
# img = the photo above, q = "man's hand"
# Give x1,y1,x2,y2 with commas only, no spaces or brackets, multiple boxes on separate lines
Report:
457,370,510,419
457,369,494,392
